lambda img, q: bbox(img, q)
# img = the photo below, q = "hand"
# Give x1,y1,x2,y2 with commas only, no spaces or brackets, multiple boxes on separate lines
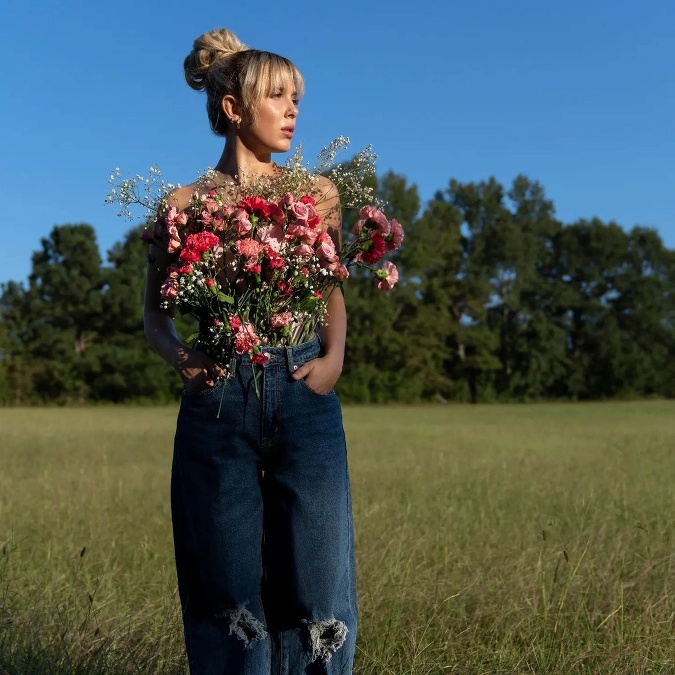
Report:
292,355,342,395
174,346,225,392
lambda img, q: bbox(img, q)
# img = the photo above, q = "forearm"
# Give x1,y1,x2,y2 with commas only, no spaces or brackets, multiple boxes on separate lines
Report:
318,287,347,371
144,309,187,370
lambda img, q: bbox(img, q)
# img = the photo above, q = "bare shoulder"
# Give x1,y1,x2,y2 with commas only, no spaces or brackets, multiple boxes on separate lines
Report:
313,175,340,207
165,183,199,211
311,176,342,244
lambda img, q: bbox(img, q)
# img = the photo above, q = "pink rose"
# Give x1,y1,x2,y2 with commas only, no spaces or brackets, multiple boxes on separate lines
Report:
290,202,310,222
293,243,314,259
271,311,292,328
198,209,213,226
280,192,295,209
375,261,399,290
199,195,220,213
304,202,320,228
232,208,252,235
286,223,307,239
315,230,336,260
301,228,318,245
256,224,284,251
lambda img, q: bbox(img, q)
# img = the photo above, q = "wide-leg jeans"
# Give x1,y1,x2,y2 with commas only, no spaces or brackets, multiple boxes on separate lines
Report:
171,336,358,674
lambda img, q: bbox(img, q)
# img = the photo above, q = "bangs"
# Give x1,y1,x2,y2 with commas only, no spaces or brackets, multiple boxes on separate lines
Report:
241,52,304,119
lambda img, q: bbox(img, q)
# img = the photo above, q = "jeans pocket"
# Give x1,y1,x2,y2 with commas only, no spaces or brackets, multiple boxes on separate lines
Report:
298,377,335,397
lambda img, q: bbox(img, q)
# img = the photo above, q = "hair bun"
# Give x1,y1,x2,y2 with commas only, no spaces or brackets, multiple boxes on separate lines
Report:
184,29,248,91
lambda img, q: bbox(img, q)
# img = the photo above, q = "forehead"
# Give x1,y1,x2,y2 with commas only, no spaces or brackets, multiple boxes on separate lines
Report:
267,67,298,92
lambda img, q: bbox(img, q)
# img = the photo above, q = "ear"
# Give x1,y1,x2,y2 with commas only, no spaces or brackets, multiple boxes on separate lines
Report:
221,95,242,121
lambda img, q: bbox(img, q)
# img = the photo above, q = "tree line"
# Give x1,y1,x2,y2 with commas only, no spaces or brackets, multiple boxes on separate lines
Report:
1,172,674,404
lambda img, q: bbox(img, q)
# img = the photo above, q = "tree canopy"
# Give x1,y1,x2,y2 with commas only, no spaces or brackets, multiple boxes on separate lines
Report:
2,172,674,404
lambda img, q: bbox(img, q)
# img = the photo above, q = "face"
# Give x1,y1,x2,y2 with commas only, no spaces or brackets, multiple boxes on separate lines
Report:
244,74,299,154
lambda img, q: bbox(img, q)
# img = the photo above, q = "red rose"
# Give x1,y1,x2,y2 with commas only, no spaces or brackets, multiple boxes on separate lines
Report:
299,195,316,206
251,352,269,365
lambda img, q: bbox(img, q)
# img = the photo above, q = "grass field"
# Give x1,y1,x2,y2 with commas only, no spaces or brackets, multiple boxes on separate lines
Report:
0,402,674,674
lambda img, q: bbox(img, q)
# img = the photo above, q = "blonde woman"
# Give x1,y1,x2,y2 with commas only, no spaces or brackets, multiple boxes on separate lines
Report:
143,28,357,675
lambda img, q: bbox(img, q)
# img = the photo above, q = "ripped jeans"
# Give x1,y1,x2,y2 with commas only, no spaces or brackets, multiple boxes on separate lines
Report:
171,336,358,674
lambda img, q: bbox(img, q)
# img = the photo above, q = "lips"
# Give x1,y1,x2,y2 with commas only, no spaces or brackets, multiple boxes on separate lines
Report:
281,126,295,137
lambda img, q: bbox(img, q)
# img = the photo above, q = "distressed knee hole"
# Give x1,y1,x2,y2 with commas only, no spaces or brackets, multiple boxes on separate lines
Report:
219,606,267,647
302,618,348,662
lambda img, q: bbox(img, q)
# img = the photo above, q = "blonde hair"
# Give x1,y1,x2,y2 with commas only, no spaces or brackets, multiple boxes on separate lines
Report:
184,28,304,136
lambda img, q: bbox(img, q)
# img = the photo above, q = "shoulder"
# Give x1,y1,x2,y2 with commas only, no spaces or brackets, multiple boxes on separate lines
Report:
311,175,340,223
314,175,339,204
164,183,199,212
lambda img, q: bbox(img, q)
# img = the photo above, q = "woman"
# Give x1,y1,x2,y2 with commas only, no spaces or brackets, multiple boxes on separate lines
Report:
143,28,358,675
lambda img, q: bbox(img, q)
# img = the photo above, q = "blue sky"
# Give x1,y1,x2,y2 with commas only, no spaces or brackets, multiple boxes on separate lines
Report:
1,0,674,286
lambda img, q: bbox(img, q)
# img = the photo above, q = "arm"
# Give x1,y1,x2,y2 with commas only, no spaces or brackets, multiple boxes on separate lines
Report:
144,219,224,390
292,176,346,393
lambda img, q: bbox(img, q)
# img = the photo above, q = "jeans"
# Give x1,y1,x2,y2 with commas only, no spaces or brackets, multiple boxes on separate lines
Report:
171,336,358,674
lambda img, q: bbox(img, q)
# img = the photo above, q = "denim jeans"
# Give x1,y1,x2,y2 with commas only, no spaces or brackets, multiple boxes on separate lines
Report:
171,336,358,674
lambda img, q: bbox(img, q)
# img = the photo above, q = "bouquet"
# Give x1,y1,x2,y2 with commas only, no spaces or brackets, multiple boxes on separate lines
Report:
107,138,404,387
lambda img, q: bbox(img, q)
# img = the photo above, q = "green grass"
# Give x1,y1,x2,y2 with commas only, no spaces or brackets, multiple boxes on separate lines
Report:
1,402,674,674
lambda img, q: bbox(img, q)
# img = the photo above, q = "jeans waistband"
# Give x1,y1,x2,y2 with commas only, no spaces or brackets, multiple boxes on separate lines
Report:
237,335,322,374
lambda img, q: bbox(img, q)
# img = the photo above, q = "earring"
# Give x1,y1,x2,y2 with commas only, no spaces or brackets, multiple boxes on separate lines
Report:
230,117,241,130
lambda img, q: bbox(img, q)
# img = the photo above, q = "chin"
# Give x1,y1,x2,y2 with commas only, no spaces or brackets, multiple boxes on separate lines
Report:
273,140,292,153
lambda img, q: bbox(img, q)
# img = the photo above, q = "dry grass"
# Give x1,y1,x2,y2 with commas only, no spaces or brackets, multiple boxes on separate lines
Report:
1,401,674,674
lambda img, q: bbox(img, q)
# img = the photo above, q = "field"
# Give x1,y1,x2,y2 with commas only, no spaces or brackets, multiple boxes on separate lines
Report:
0,402,674,674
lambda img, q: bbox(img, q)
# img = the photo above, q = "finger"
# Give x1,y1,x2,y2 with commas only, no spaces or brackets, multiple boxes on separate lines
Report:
292,363,313,380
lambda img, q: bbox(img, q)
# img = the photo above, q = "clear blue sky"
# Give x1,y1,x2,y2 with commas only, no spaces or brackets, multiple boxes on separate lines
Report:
1,0,674,286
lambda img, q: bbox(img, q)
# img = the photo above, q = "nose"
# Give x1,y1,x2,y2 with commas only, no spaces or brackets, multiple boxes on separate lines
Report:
287,97,298,117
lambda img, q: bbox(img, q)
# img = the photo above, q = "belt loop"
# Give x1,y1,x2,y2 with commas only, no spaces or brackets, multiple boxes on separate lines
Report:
285,345,295,375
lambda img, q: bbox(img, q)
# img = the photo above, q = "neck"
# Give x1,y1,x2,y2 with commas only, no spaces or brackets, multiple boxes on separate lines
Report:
213,136,277,184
